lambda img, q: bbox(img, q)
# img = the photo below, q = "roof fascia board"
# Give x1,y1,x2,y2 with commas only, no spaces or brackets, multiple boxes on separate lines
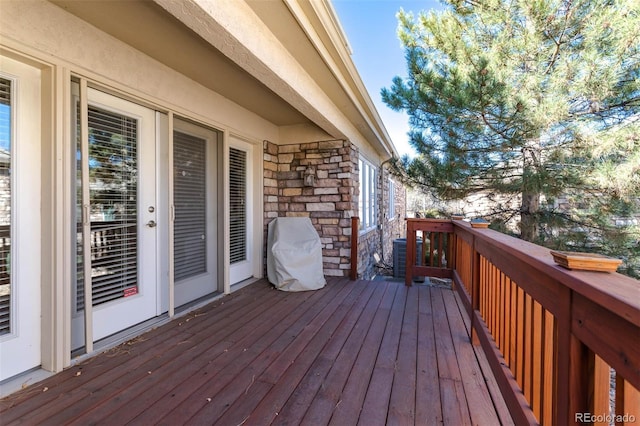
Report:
289,0,398,158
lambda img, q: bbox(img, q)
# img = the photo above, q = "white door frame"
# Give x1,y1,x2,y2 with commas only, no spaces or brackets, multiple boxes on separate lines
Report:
0,56,42,381
71,85,159,351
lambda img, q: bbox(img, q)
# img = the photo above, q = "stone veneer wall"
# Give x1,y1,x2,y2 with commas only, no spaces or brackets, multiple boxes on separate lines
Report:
263,140,358,278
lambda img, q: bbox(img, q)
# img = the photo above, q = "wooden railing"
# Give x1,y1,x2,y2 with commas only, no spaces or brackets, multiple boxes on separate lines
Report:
405,218,640,426
350,216,358,281
405,219,454,285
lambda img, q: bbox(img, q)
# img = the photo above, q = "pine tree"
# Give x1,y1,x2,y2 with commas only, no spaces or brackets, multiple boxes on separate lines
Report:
383,0,640,276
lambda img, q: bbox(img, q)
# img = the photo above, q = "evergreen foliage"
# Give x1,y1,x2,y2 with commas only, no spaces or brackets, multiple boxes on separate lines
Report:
383,0,640,277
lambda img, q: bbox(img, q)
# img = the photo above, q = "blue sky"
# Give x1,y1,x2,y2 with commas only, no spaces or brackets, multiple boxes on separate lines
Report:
332,0,445,157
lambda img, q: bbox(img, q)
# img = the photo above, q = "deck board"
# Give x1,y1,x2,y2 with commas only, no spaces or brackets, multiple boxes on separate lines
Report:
275,280,378,425
245,279,366,426
328,283,398,426
358,280,407,426
0,278,512,425
431,286,471,426
416,285,444,424
76,284,284,425
442,288,501,425
387,285,418,425
301,281,388,425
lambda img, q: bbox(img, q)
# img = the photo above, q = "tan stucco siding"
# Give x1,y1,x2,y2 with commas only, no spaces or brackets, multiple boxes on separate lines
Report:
0,0,279,143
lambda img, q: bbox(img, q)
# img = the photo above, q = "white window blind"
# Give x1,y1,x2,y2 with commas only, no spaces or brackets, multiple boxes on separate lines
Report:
173,131,207,281
229,147,247,264
359,157,377,231
76,105,139,310
0,77,11,335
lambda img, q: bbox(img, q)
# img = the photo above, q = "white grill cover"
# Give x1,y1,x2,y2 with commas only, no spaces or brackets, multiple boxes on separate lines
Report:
267,217,326,292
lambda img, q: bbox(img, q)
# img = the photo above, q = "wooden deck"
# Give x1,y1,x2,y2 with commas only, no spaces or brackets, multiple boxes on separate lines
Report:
0,278,513,425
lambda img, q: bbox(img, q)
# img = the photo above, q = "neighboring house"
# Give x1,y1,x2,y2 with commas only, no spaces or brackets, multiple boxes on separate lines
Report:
0,0,405,388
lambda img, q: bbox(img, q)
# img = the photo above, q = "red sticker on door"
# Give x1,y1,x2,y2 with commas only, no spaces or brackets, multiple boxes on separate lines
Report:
124,287,138,297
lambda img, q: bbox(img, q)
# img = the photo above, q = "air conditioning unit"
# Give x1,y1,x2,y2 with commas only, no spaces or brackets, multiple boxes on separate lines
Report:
393,238,423,280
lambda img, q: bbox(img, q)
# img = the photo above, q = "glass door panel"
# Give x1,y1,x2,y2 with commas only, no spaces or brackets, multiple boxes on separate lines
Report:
0,56,42,381
72,86,157,350
172,119,218,307
228,138,253,285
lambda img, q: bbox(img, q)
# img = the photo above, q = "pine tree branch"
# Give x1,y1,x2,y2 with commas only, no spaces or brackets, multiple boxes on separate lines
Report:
543,0,573,75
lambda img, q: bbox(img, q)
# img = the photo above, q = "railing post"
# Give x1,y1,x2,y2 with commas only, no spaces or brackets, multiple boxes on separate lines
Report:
555,288,574,425
405,220,415,286
350,216,358,281
563,303,611,426
448,230,456,273
567,335,592,426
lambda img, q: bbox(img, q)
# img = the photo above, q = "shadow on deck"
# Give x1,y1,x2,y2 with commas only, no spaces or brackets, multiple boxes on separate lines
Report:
0,277,513,425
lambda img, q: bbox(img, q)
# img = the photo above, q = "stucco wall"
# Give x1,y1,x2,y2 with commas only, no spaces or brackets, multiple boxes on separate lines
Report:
0,0,279,145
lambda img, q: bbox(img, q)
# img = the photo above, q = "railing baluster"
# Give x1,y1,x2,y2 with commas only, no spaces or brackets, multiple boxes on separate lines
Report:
524,293,533,404
543,309,554,425
592,355,610,426
498,272,504,354
532,300,543,421
516,286,525,389
509,279,517,380
471,242,481,346
504,276,512,371
616,377,640,425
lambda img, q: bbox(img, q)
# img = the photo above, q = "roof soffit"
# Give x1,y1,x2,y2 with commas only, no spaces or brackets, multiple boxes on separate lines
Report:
50,0,396,157
50,0,308,127
154,0,349,139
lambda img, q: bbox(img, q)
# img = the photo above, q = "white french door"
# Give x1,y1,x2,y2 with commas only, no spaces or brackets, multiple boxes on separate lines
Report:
0,56,42,381
172,119,218,307
229,137,253,285
72,86,158,350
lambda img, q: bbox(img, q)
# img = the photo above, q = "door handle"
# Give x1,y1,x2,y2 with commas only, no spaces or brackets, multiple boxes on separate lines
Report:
146,220,157,228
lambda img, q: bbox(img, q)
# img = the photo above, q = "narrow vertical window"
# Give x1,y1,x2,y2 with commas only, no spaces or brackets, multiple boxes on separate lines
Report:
359,157,378,231
369,164,376,226
359,159,364,229
229,147,247,264
0,77,11,335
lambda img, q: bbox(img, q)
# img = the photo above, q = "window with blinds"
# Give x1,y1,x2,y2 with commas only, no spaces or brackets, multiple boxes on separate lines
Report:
359,158,378,231
0,77,12,335
173,131,207,281
229,147,247,264
76,105,139,310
